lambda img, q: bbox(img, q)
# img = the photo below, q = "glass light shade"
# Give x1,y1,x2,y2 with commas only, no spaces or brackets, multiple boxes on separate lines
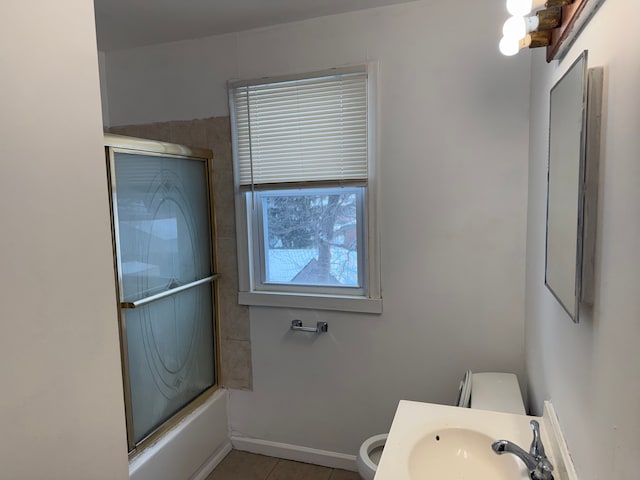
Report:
506,0,534,16
503,16,527,41
499,36,521,56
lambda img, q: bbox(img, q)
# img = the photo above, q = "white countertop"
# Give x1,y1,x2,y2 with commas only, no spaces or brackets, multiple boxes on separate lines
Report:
374,400,547,480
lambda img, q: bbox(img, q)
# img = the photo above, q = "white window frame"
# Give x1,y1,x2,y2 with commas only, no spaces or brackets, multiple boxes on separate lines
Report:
229,63,381,314
251,186,367,295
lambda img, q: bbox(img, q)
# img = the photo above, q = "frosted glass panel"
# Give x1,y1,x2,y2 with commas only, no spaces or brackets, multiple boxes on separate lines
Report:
114,152,212,302
125,284,215,442
111,150,216,445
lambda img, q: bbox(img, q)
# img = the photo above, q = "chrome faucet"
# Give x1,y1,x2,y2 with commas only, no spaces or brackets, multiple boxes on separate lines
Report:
492,420,554,480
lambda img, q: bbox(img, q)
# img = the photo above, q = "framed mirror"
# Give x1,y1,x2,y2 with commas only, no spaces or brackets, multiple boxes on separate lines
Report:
545,50,598,323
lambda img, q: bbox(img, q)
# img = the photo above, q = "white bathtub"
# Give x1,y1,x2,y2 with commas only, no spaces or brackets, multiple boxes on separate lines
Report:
129,389,231,480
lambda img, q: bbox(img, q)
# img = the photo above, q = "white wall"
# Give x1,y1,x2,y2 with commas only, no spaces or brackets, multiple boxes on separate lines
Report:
105,34,236,126
98,51,111,127
0,1,129,478
525,1,640,479
103,0,532,456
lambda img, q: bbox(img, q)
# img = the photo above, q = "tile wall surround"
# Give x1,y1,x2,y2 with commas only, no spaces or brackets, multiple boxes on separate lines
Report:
107,117,252,390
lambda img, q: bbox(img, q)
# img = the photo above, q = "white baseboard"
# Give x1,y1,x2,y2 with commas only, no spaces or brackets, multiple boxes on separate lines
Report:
190,441,233,480
230,436,357,472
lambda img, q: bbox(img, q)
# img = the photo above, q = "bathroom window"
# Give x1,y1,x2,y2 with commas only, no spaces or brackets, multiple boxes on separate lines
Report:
229,66,381,313
105,135,219,454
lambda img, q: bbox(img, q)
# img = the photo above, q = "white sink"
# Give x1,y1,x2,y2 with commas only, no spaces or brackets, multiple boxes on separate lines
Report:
375,400,546,480
408,427,524,479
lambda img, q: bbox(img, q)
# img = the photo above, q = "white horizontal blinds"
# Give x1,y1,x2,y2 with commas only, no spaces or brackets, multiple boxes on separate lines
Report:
233,72,368,189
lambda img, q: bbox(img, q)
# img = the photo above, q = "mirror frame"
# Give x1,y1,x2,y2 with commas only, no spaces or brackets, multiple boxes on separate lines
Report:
545,51,589,323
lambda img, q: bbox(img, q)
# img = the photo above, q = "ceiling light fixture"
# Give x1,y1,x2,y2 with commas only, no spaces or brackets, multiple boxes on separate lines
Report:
506,0,574,16
503,15,540,41
499,31,553,56
499,0,572,56
506,0,545,16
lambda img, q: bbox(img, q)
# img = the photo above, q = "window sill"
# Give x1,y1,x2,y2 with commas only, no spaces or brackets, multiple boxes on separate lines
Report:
238,291,382,314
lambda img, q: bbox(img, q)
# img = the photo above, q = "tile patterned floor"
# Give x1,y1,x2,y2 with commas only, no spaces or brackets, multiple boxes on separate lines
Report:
206,450,361,480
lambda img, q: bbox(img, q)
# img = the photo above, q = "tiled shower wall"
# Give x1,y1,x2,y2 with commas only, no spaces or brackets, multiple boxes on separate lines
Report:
108,117,252,390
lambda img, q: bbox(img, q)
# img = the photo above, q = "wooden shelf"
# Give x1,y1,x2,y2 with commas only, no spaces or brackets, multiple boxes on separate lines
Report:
546,0,606,62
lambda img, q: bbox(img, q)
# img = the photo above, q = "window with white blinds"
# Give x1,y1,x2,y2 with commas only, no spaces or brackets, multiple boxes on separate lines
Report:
231,70,368,188
229,66,381,313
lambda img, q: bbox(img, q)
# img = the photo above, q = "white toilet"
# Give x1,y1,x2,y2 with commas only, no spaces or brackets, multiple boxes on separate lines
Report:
355,371,525,480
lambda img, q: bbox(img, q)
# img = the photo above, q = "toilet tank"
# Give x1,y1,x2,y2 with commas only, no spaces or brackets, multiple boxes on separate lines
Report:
470,372,525,415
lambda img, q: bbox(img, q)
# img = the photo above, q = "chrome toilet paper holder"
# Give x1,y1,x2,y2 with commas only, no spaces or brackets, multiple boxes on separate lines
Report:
290,319,328,334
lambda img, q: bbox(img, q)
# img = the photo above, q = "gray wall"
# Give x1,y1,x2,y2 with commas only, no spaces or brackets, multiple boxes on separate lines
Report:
525,1,640,479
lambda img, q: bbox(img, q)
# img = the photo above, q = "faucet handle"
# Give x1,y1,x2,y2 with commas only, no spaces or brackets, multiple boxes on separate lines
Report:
533,456,554,480
492,420,554,480
529,420,547,459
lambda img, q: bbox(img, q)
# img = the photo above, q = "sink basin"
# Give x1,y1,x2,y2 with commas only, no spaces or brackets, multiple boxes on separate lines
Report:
375,400,542,480
408,428,523,479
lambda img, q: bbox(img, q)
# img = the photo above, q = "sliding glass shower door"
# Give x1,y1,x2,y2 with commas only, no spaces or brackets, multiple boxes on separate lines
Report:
106,135,219,452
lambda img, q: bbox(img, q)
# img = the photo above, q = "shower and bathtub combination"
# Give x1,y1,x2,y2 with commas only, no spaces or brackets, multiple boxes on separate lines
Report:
105,134,229,479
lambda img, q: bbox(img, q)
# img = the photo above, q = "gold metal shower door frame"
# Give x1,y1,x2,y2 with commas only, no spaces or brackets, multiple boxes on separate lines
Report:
104,134,221,457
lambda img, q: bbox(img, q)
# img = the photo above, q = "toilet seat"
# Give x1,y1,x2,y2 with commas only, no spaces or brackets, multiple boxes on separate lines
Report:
356,433,388,480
